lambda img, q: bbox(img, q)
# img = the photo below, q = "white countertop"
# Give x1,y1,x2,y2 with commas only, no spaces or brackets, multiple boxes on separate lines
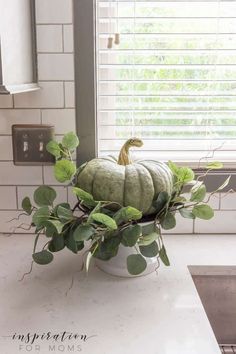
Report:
0,233,235,354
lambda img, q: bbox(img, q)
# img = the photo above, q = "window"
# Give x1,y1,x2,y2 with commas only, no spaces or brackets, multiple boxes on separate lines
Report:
74,0,236,167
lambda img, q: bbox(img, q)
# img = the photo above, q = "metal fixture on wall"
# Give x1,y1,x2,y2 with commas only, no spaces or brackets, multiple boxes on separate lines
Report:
12,125,55,166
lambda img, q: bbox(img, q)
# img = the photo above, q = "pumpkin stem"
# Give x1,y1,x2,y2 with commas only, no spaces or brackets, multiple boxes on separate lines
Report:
117,138,143,165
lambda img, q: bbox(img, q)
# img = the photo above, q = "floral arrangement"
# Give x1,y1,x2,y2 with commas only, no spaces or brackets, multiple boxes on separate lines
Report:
20,132,229,276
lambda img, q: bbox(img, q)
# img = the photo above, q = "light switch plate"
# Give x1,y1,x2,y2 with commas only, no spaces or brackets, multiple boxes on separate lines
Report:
12,124,55,166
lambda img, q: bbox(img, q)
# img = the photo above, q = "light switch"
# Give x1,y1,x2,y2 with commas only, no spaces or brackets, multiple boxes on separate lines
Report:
12,124,55,166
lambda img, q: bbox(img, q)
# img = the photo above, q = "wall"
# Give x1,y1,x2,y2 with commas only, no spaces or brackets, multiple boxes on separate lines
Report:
0,0,77,233
0,0,235,234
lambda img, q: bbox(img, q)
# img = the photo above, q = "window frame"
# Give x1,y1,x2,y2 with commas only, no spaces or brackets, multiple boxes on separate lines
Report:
73,0,236,191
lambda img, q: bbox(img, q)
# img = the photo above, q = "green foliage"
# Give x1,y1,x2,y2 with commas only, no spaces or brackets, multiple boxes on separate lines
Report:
179,208,195,219
22,197,32,215
114,206,142,224
32,207,50,227
73,224,95,242
93,236,121,261
139,241,159,257
121,224,142,247
18,132,228,277
192,204,214,220
34,186,56,207
33,250,54,265
62,132,79,150
159,246,170,266
46,140,61,158
72,187,97,207
217,176,231,191
54,160,76,183
206,161,223,170
48,235,65,252
57,206,73,223
92,213,117,230
190,184,206,202
161,212,176,230
127,254,147,275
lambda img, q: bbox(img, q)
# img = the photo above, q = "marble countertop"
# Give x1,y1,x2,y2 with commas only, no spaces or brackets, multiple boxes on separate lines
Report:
0,233,235,354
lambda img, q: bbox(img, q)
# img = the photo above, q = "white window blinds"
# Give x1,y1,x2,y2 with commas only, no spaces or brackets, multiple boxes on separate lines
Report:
96,0,236,165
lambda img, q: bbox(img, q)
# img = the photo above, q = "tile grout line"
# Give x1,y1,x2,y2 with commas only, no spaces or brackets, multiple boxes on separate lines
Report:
15,186,19,210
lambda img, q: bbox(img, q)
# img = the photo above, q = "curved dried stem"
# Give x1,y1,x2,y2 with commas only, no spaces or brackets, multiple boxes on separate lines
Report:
6,213,29,223
18,261,34,282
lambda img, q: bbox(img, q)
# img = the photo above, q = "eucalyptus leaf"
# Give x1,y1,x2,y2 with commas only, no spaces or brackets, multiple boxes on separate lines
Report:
139,232,159,246
142,222,156,235
22,197,32,215
32,207,50,227
216,176,231,191
87,202,102,223
179,208,195,219
114,206,142,225
192,204,214,220
159,246,170,266
54,160,76,183
139,241,159,257
168,161,179,175
32,250,54,265
48,235,65,252
57,206,73,223
178,167,195,183
127,254,147,275
62,132,79,150
65,228,84,254
92,213,117,230
121,224,142,247
43,219,64,235
33,186,56,207
85,252,93,273
54,203,71,216
73,224,94,242
206,161,223,170
46,140,61,158
190,184,206,202
161,212,176,230
93,236,121,261
72,187,97,207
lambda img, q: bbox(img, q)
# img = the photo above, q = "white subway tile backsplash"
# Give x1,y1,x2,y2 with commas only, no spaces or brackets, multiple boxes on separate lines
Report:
64,82,75,108
42,109,75,134
0,109,41,134
0,187,17,209
0,95,13,108
0,137,13,160
195,210,236,234
220,192,236,210
14,82,64,108
0,163,43,185
37,25,63,52
38,54,74,81
17,186,68,209
36,0,72,24
63,25,73,52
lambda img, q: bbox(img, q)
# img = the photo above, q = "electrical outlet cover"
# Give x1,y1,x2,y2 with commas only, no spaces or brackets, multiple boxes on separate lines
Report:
12,124,55,166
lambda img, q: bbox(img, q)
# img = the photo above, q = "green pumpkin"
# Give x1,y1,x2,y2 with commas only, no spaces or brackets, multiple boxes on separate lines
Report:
76,138,173,216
